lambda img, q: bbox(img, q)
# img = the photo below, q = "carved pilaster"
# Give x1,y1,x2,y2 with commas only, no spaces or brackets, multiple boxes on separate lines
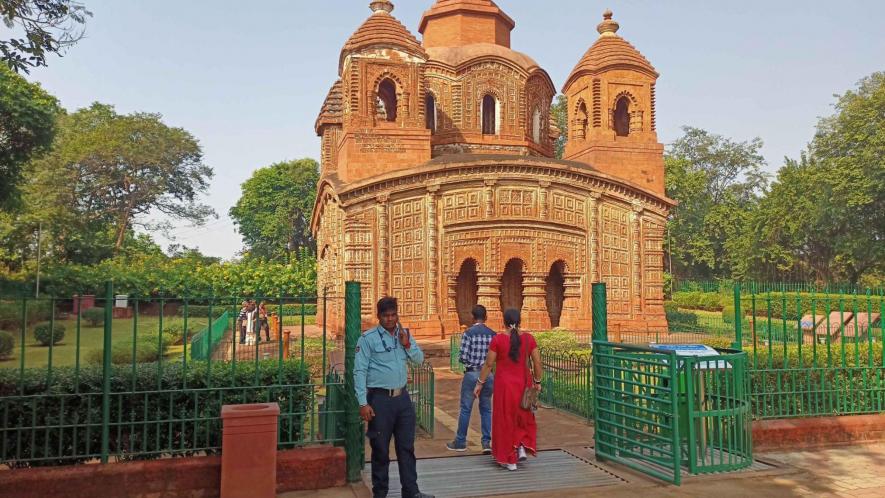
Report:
484,179,496,218
539,180,551,219
446,274,458,314
476,272,501,313
377,193,390,297
522,272,548,313
631,201,644,314
588,193,601,282
426,185,440,315
563,274,582,313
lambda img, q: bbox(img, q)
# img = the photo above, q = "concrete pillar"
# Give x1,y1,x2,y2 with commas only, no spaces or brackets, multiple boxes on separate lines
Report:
221,403,280,498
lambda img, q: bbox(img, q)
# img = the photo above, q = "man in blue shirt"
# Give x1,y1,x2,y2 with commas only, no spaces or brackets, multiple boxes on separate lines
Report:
355,297,433,498
446,305,495,453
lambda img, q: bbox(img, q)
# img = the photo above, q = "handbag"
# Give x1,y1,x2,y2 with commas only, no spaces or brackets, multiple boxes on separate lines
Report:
520,355,539,411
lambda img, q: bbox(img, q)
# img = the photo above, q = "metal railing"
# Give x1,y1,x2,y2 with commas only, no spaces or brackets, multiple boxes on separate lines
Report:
409,361,435,437
0,284,344,468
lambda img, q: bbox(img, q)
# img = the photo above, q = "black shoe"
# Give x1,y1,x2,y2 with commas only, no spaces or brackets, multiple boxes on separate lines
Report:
482,441,492,454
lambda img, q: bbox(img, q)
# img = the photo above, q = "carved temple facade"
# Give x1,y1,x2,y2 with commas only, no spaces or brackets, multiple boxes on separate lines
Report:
311,1,674,337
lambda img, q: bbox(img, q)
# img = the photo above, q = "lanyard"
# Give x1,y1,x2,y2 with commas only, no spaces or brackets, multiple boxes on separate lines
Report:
377,327,399,352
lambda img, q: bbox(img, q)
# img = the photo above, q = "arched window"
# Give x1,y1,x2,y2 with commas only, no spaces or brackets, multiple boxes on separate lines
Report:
377,79,398,122
500,258,524,313
614,96,630,137
456,259,478,326
545,261,567,328
532,107,542,143
576,102,589,140
482,95,497,135
425,94,437,134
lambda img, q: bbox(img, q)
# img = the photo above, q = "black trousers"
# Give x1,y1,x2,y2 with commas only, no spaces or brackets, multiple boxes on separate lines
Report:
367,389,419,498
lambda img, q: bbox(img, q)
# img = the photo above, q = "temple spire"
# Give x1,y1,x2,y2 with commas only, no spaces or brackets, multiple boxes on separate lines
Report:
597,9,620,37
369,0,393,15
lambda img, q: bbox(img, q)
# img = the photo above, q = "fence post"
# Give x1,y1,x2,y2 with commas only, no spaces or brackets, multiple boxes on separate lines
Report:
592,283,608,343
100,280,113,464
344,281,364,482
733,282,743,350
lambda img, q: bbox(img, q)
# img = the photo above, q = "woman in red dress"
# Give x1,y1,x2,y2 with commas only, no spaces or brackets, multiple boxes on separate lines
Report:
473,308,543,471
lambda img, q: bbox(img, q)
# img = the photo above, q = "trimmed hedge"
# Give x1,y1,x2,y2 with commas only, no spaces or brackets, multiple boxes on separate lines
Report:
672,291,724,311
33,323,65,346
178,303,318,319
0,360,312,467
0,331,13,359
80,308,104,327
740,292,885,321
0,299,53,330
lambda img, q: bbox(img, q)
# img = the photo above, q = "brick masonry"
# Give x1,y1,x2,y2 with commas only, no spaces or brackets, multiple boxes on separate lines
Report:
752,414,885,451
0,447,345,498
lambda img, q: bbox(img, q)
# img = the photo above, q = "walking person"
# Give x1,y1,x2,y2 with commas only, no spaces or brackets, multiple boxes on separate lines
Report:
355,297,434,498
446,305,495,454
258,301,270,342
474,308,542,471
237,301,249,344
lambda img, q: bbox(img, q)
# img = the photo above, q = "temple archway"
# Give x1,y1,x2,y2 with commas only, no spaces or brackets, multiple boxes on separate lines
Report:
500,258,524,313
456,259,478,327
545,260,566,328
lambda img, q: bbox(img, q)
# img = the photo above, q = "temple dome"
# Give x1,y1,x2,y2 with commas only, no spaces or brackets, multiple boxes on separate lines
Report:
339,0,426,73
315,79,343,135
563,10,657,90
426,43,542,73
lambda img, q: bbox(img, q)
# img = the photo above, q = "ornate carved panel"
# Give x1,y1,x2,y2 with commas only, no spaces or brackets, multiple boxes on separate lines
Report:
442,190,483,224
497,188,537,218
643,217,666,304
344,209,374,314
390,199,426,318
599,203,631,317
551,192,587,227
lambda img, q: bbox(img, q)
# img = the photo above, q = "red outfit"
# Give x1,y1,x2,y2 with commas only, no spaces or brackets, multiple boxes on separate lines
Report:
489,332,538,465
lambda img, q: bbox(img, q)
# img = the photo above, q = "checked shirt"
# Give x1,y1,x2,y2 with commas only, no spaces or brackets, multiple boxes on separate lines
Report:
458,322,496,370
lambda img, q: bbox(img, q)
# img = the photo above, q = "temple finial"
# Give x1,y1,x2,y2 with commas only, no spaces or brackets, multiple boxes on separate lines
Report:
370,0,394,14
597,9,620,37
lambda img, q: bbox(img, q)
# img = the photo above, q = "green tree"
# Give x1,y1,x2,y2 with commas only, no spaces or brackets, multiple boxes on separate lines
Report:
0,64,60,206
1,0,91,73
665,127,769,280
229,159,319,262
550,94,568,159
745,73,885,284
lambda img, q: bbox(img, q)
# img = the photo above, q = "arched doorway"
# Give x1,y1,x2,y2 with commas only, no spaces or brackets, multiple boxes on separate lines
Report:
377,78,398,122
456,259,478,327
613,96,630,137
545,261,566,328
500,258,524,313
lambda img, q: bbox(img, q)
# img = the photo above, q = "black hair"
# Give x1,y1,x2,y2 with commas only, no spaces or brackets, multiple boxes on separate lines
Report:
471,304,487,321
503,308,521,362
376,297,398,316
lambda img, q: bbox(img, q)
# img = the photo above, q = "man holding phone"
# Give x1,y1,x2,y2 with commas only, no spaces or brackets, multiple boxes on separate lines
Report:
354,297,433,498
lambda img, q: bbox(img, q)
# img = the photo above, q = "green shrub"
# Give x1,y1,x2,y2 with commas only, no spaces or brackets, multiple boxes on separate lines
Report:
665,308,699,332
722,303,736,324
33,323,65,346
663,301,679,314
162,322,195,345
534,331,587,354
672,291,724,311
179,303,318,319
85,331,176,365
740,292,885,321
0,360,311,467
0,331,14,359
80,308,104,327
0,299,53,330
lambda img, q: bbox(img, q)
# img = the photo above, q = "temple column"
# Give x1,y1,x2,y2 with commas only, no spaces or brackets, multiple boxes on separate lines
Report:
588,193,601,282
426,185,440,316
560,273,582,329
477,272,502,326
376,193,390,297
484,179,496,218
631,201,644,316
522,272,551,331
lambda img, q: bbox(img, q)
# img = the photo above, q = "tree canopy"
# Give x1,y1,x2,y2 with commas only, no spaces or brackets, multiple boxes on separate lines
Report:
0,63,60,207
1,0,91,73
229,159,319,262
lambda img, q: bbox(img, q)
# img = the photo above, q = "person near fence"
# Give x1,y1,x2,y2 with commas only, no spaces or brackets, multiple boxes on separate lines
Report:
446,304,495,454
258,302,271,341
474,308,542,471
355,297,434,498
237,301,249,344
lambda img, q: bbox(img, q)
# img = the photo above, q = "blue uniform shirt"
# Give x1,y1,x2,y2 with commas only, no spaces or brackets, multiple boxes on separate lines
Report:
354,324,424,406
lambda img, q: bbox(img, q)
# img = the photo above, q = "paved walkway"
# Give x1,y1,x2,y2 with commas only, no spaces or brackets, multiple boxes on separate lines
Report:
281,356,885,498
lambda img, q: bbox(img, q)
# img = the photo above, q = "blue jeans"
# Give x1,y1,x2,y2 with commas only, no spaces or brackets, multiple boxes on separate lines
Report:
456,370,493,445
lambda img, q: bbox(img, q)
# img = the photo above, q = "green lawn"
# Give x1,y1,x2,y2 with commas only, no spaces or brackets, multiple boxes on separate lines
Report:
0,315,210,370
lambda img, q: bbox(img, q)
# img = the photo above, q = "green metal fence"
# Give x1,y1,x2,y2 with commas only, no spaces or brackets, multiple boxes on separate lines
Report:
190,310,230,361
0,285,346,467
409,361,435,437
540,351,593,419
449,333,465,374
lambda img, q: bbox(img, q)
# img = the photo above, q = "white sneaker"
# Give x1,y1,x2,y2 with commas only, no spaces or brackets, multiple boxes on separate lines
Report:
518,446,527,462
501,463,517,471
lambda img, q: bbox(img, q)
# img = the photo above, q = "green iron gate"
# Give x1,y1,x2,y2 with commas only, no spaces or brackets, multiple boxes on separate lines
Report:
590,283,753,485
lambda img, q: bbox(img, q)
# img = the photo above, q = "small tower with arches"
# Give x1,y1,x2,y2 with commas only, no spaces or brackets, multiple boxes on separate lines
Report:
562,10,665,195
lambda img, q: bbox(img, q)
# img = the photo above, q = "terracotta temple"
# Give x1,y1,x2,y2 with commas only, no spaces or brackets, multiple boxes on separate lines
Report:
311,0,674,337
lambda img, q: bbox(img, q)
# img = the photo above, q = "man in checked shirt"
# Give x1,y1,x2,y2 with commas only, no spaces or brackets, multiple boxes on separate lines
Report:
446,305,495,453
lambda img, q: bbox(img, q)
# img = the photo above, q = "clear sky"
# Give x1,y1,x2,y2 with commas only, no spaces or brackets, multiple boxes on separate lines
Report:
24,0,885,260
